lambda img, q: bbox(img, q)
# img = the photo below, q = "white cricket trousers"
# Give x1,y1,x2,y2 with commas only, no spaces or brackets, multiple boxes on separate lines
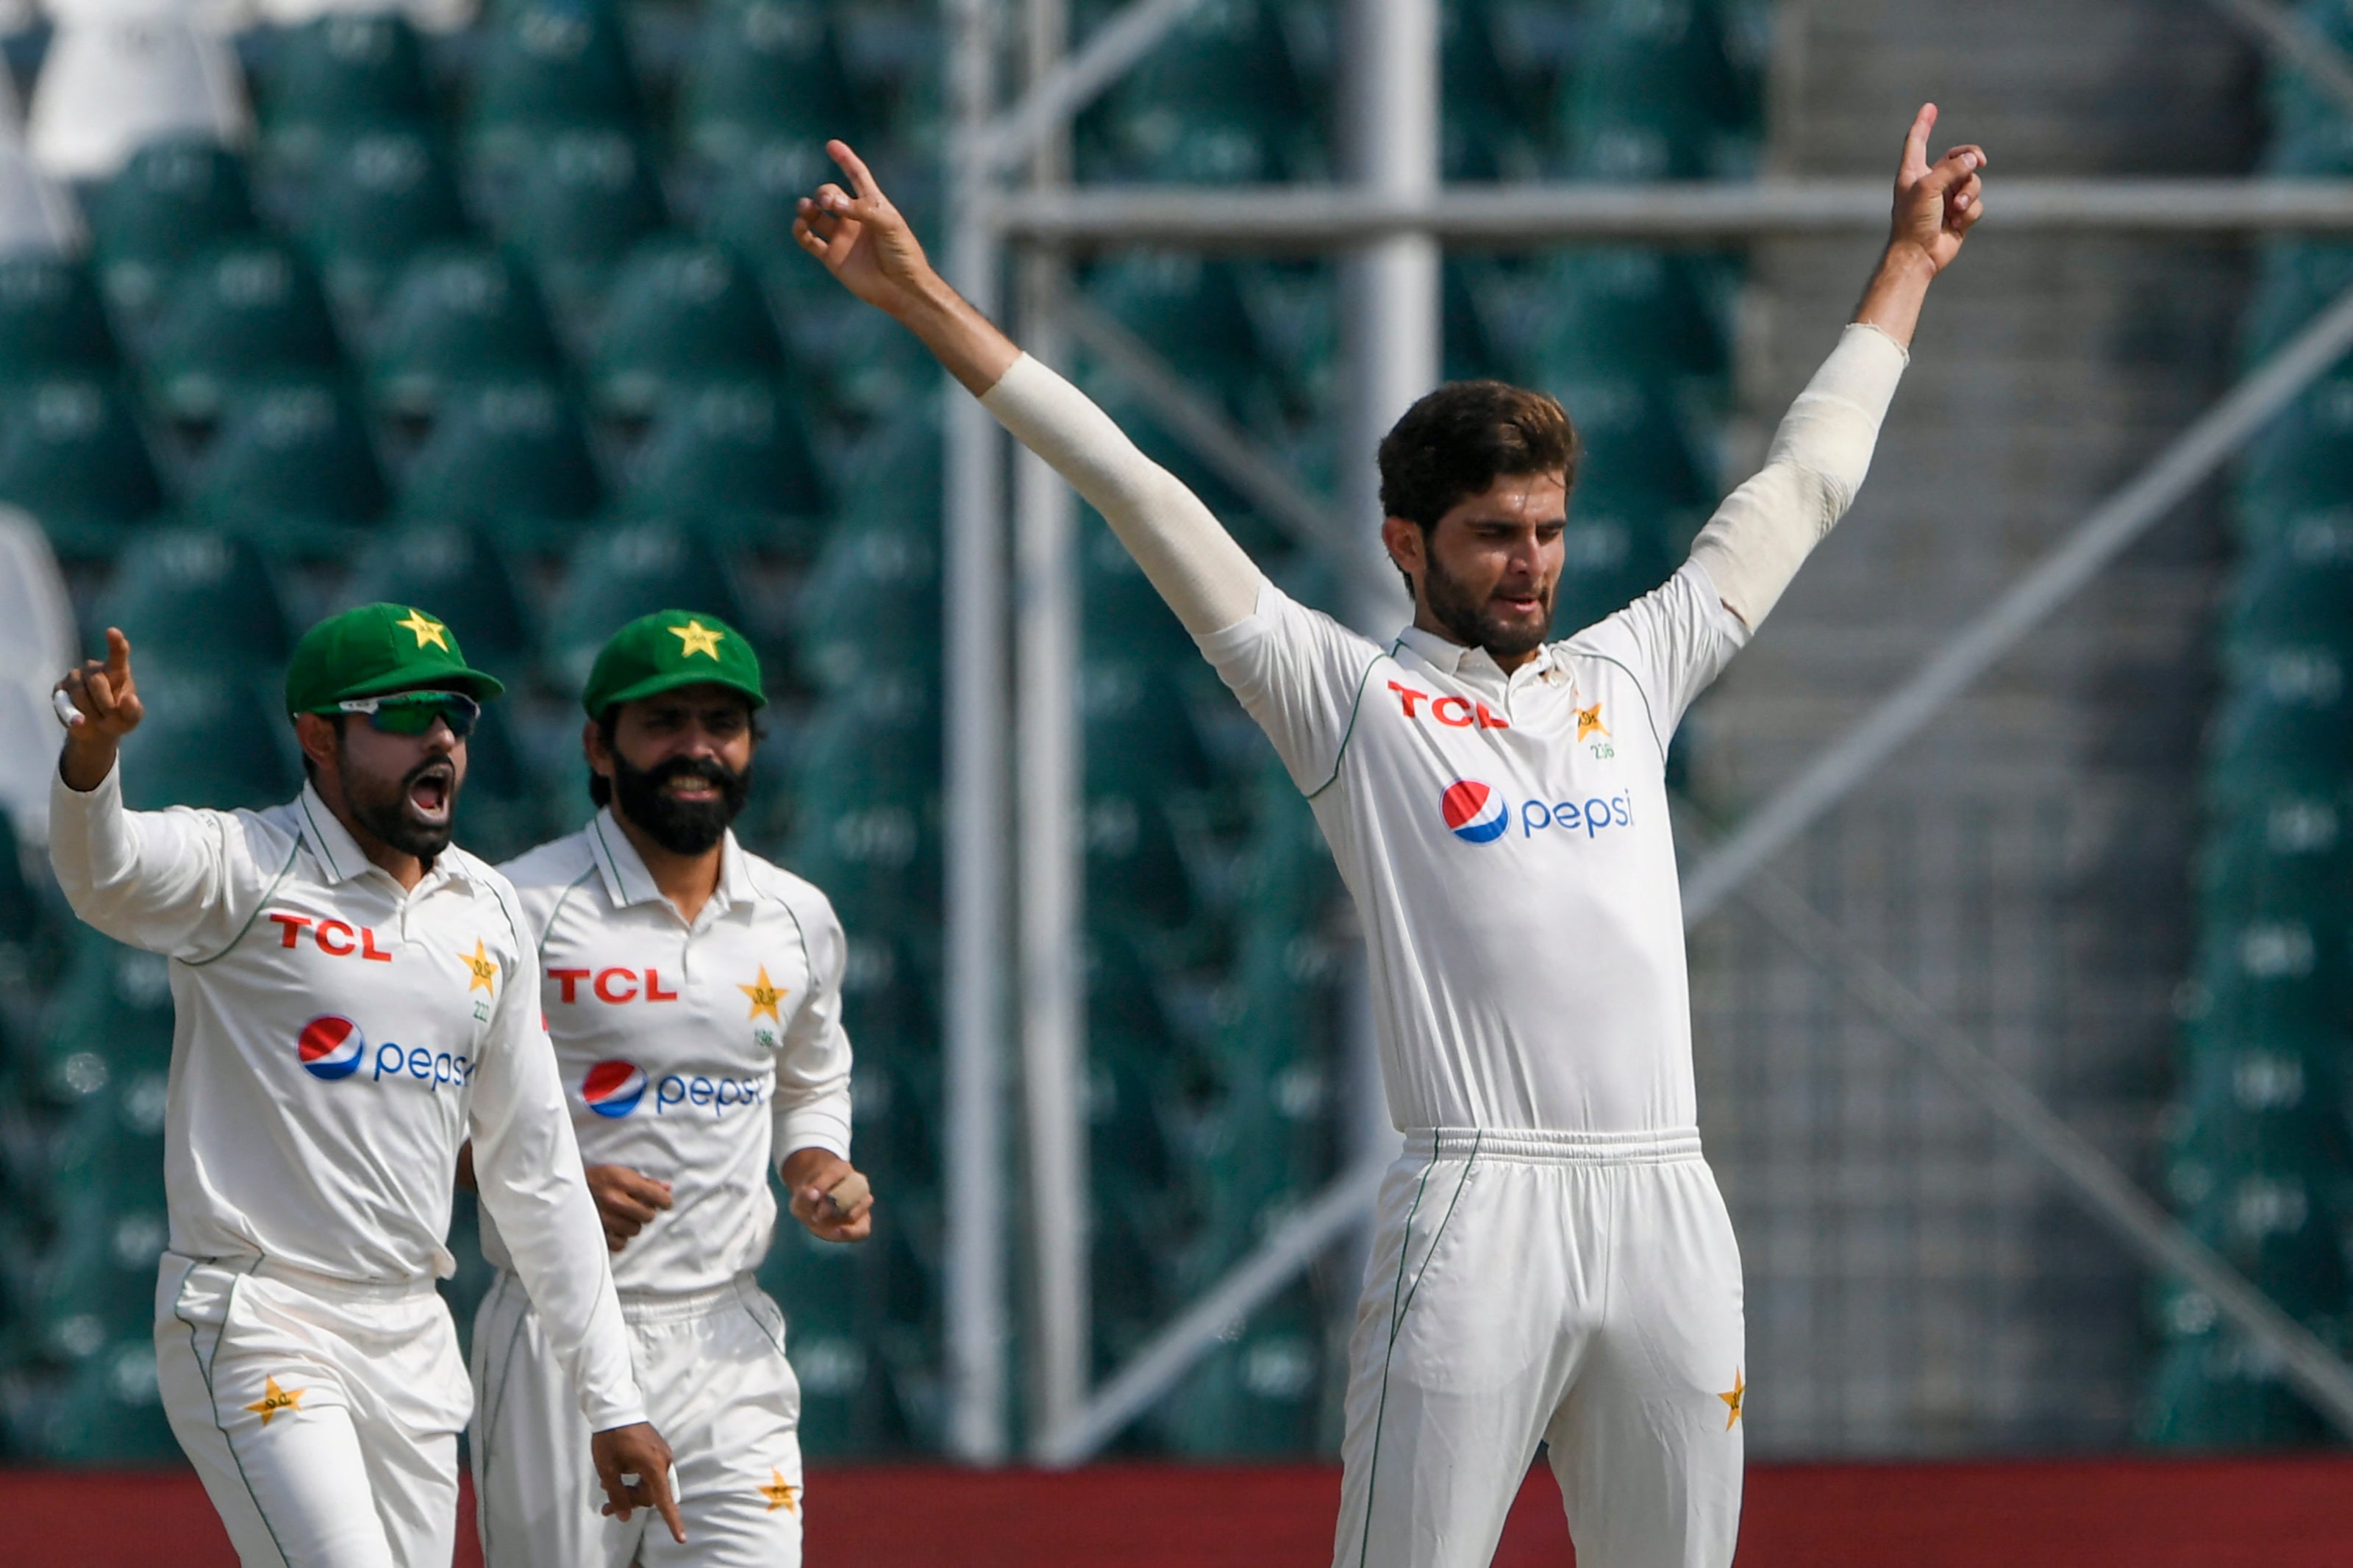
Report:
470,1269,805,1568
1332,1128,1746,1568
156,1252,473,1568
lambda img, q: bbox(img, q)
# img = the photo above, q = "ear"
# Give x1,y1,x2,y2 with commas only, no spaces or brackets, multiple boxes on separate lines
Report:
1382,515,1424,582
583,717,615,781
293,713,339,778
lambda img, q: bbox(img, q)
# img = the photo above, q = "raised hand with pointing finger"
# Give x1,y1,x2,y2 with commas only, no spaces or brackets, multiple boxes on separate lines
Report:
55,626,144,792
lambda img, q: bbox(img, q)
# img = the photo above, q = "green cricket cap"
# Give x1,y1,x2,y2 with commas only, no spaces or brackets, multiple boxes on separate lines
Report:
284,603,506,717
581,609,766,717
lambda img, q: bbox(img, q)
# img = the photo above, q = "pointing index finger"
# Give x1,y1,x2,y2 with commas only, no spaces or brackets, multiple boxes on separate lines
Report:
827,139,880,204
104,626,132,683
1902,102,1936,175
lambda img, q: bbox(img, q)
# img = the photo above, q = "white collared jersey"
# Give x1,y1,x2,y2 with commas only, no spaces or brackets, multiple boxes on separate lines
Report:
46,767,645,1430
1197,559,1747,1136
482,810,854,1295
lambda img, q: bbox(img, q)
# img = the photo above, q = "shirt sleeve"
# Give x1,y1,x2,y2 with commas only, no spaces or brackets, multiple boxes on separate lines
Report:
1193,582,1390,797
46,759,267,962
772,894,853,1164
1565,559,1752,746
979,354,1268,637
466,887,646,1431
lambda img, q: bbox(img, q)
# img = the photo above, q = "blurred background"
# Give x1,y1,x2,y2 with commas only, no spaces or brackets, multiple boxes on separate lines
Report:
0,0,2350,1555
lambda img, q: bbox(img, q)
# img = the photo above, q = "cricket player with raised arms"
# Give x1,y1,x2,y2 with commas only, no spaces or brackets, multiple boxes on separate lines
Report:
794,103,1983,1567
48,605,685,1567
465,609,871,1568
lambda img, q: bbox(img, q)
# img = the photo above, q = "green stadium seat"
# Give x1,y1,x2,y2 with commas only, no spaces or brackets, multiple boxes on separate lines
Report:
618,382,828,551
1157,1286,1327,1456
2236,372,2353,517
503,130,669,340
2238,241,2353,368
793,520,938,694
346,521,536,687
142,240,346,426
450,701,549,864
782,693,940,939
2179,909,2349,1048
2218,523,2353,662
466,0,646,190
2202,648,2353,780
1080,518,1196,667
188,384,389,554
21,1336,183,1461
547,522,750,694
1554,0,1760,182
1441,0,1542,182
1551,511,1679,636
397,381,603,548
1541,373,1711,518
2141,1327,2329,1448
1082,254,1279,420
590,240,792,422
114,670,303,812
1084,0,1310,184
252,12,436,187
1529,247,1732,384
0,379,166,557
299,128,471,327
366,246,567,426
678,0,864,171
85,138,261,332
2196,788,2352,928
43,929,178,1101
93,526,293,676
0,257,118,379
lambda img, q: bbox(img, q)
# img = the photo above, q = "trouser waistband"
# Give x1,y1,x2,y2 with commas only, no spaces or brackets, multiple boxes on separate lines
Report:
1402,1126,1704,1164
492,1267,756,1325
176,1253,440,1303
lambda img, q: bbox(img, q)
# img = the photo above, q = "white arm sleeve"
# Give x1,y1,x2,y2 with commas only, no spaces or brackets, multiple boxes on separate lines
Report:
772,895,853,1164
47,759,259,962
468,916,646,1431
979,354,1267,635
1686,322,1910,630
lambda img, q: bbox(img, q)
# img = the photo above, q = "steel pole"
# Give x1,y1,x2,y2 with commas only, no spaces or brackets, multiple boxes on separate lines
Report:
1014,0,1091,1456
942,0,1010,1466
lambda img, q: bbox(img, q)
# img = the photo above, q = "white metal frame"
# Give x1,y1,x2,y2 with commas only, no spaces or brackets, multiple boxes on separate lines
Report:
938,0,2353,1463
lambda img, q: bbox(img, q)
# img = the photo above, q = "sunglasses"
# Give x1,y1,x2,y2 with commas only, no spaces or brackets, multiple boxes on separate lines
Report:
332,690,482,738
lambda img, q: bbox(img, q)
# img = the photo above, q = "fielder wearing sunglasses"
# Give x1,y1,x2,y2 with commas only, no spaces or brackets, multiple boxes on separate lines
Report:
333,690,483,739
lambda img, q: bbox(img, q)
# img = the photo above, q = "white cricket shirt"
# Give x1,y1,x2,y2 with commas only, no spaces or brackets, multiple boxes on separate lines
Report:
480,809,854,1295
1199,560,1746,1135
47,765,646,1430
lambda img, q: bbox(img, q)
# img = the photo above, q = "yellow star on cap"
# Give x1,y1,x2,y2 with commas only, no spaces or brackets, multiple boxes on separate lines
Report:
739,964,785,1023
670,618,725,660
1719,1367,1745,1430
1575,701,1609,742
459,939,497,994
246,1377,305,1428
758,1467,798,1514
396,609,449,651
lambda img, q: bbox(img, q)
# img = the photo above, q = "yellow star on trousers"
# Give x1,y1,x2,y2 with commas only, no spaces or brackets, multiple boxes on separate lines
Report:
1575,701,1610,742
670,618,725,659
1719,1367,1745,1430
758,1468,798,1514
739,964,785,1023
459,939,497,993
396,609,449,651
246,1377,305,1428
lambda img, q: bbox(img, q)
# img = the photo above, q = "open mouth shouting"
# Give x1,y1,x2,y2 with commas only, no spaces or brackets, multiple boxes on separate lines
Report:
404,758,457,825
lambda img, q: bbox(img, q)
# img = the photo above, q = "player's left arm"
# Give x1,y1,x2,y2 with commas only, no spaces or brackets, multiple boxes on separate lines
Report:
772,898,867,1242
466,909,685,1541
1685,102,1984,636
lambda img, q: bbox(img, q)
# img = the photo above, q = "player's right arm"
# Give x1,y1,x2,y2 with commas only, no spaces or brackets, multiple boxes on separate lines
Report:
792,139,1263,637
48,628,248,959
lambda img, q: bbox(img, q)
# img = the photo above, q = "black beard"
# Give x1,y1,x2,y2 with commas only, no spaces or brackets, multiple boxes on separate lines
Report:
347,756,457,864
1421,549,1553,659
613,753,749,855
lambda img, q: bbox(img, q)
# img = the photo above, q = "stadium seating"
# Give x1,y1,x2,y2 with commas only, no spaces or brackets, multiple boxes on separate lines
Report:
589,237,793,420
678,0,865,173
140,238,346,426
189,382,389,551
616,381,829,550
0,257,117,382
501,129,669,340
297,126,471,326
0,379,167,556
251,10,438,188
365,245,568,424
346,520,538,687
546,520,749,692
465,0,646,187
93,526,293,676
1554,0,1760,182
26,9,251,182
85,138,263,331
396,379,604,545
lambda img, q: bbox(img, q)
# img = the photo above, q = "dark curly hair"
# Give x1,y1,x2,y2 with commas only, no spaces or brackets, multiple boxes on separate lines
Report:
1377,380,1580,534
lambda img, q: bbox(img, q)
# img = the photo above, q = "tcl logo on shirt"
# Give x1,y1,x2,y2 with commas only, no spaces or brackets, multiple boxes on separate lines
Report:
1388,681,1510,730
549,967,679,1004
270,913,392,961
